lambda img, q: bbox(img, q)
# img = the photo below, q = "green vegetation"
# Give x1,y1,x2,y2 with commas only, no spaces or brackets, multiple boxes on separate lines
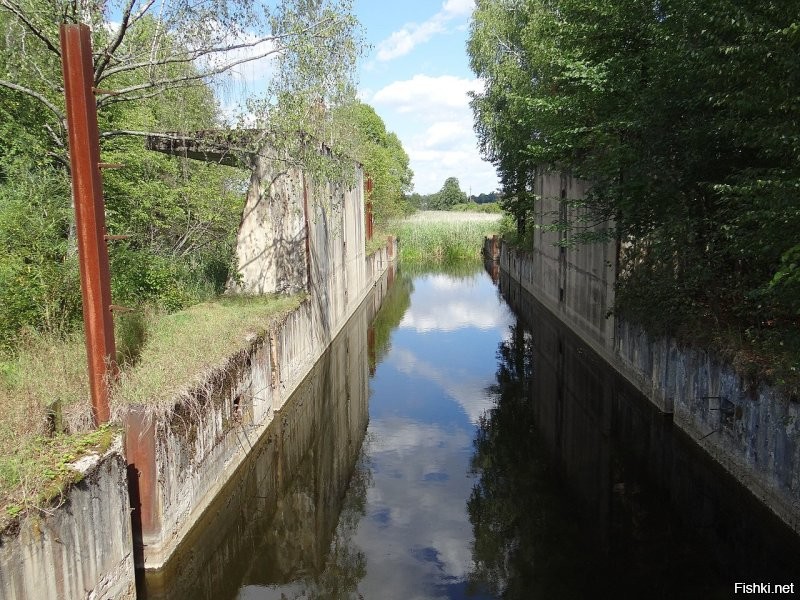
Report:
334,102,414,224
0,0,362,352
407,177,492,211
0,0,366,501
0,423,118,533
430,177,469,210
451,201,502,214
469,0,800,393
116,294,303,406
0,293,302,527
390,211,501,264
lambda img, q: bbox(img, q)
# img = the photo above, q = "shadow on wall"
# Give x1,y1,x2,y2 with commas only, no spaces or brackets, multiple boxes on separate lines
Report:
142,284,376,600
468,269,800,599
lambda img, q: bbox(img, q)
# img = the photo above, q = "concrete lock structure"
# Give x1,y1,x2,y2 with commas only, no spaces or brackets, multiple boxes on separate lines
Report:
488,170,800,536
0,146,398,599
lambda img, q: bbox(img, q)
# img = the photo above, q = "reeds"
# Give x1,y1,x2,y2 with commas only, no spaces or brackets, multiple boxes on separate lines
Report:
391,211,502,264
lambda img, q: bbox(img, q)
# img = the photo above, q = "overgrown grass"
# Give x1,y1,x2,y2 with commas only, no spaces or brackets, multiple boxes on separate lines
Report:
366,225,392,256
390,211,502,264
0,292,303,531
115,294,303,406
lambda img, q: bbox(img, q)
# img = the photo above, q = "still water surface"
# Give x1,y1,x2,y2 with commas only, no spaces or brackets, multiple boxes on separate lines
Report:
146,263,800,599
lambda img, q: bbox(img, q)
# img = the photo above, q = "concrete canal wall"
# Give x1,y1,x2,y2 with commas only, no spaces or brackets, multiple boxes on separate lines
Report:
0,155,397,598
125,159,398,571
144,267,392,599
498,271,800,580
0,441,136,600
493,171,800,535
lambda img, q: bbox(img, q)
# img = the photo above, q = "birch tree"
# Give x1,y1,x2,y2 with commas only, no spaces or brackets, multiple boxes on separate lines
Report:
0,0,361,162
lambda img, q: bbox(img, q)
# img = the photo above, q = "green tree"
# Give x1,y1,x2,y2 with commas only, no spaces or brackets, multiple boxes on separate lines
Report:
0,0,363,346
333,102,413,223
468,0,800,341
431,177,468,210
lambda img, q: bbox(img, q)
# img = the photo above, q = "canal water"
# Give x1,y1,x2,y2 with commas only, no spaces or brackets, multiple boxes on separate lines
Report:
145,263,800,599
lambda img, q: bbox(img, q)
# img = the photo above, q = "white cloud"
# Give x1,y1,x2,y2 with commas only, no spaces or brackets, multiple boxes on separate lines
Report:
376,20,446,62
372,74,482,116
422,121,471,150
376,0,475,61
399,302,506,334
442,0,476,17
370,74,497,193
389,348,495,423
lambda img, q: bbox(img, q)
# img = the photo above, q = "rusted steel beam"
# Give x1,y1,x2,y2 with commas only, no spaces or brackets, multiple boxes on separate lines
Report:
365,176,374,242
60,24,117,425
124,407,158,566
145,131,258,168
302,172,313,290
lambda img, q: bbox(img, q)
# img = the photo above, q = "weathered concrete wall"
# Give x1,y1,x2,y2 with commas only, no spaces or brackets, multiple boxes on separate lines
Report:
0,148,393,598
512,172,617,350
614,318,800,533
142,267,393,599
231,157,367,299
498,271,800,583
498,178,800,534
126,157,397,570
0,440,135,599
230,157,310,295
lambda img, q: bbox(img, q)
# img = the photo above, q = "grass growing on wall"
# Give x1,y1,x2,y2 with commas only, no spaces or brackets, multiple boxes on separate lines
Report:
0,292,303,531
390,211,502,264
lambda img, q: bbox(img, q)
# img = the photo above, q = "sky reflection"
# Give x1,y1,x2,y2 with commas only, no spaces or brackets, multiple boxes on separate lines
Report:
352,269,512,599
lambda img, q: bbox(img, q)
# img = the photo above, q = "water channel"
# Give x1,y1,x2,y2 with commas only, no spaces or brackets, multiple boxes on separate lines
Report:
144,262,800,599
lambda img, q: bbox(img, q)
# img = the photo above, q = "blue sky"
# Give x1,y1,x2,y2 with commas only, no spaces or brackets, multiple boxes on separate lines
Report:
181,0,498,195
353,0,499,195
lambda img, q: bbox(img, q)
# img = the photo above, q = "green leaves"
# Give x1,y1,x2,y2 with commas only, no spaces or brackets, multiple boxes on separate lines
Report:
469,0,800,335
332,101,413,223
430,177,469,210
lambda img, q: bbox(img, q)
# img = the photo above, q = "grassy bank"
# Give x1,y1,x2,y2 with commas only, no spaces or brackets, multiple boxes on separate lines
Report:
390,211,502,264
0,293,303,531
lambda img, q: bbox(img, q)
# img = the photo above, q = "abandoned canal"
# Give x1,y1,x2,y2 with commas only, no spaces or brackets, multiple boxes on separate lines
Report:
143,262,800,599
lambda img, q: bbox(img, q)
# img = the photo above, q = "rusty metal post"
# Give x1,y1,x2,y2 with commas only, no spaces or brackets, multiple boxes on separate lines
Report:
302,171,313,290
124,407,158,567
365,176,374,242
60,24,116,425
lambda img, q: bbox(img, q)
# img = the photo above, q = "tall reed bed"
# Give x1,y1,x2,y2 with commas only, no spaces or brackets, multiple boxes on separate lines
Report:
391,211,502,264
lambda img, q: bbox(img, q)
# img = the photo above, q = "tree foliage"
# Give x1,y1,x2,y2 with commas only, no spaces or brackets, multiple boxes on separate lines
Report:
333,102,413,223
406,177,475,211
430,176,468,209
0,0,362,349
469,0,800,338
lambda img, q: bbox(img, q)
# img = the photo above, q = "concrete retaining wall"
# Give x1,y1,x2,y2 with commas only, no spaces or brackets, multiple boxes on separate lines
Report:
125,161,398,570
143,266,394,599
498,270,800,580
0,153,396,596
496,169,800,534
0,441,136,599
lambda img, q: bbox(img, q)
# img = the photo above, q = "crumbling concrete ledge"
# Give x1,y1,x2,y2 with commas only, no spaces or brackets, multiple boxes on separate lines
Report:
0,438,136,600
125,240,398,572
499,241,800,536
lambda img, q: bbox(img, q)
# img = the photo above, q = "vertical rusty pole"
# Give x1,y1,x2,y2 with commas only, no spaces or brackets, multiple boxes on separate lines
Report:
61,24,116,425
302,172,313,290
124,407,158,567
365,176,374,242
